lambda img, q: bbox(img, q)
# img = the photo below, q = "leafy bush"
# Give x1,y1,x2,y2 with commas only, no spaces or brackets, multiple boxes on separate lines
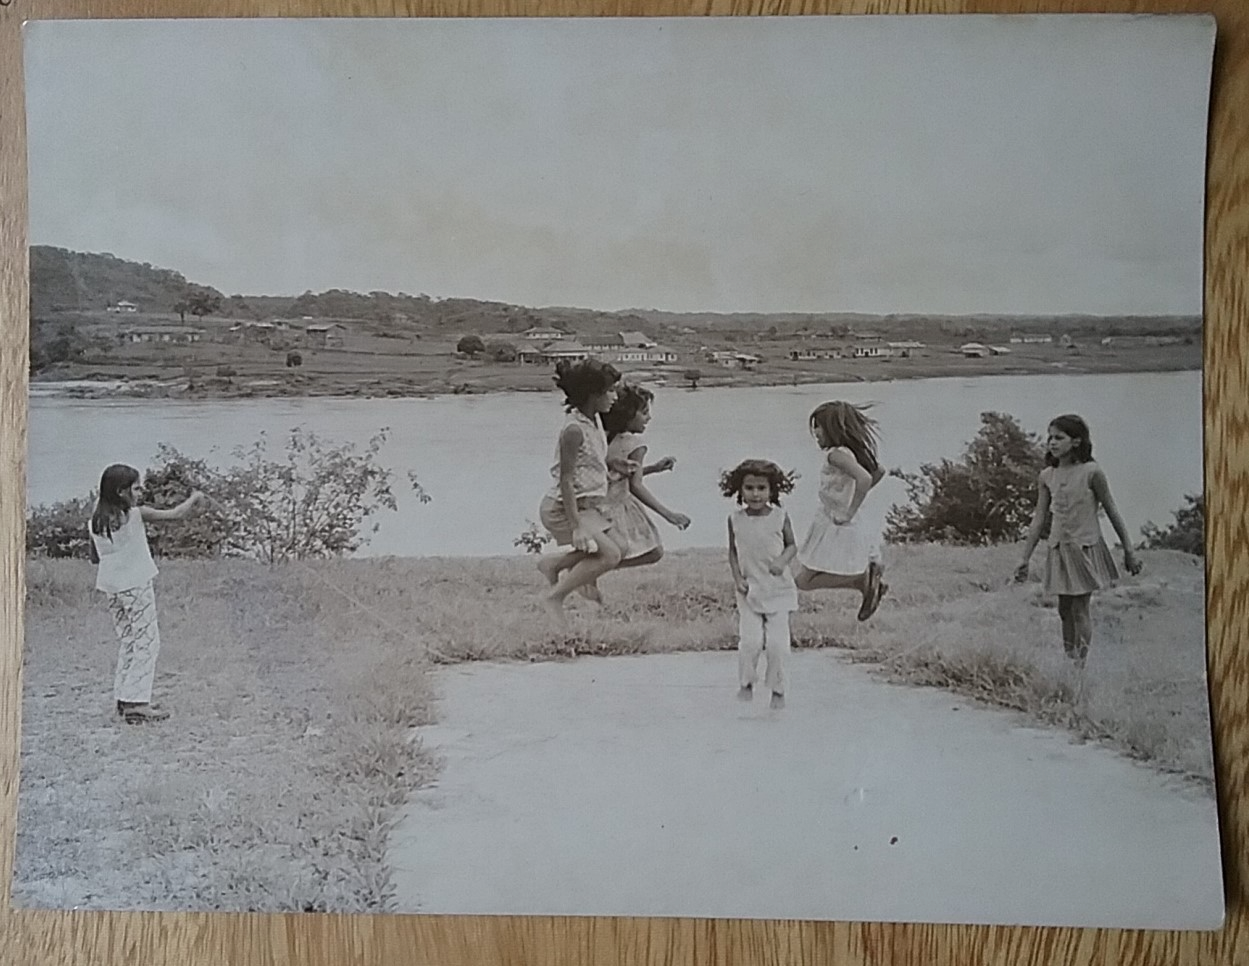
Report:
1141,493,1204,556
26,494,95,558
26,429,430,563
886,412,1045,545
514,520,553,554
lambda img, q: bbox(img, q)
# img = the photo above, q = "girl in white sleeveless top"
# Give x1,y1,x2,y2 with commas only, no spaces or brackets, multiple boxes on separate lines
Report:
88,463,205,724
535,359,627,627
721,459,799,710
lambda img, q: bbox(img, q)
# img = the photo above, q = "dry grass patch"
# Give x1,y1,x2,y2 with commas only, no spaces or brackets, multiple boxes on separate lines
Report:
17,541,1213,911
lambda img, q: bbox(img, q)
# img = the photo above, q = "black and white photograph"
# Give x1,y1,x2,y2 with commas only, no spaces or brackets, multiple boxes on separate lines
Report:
19,15,1222,926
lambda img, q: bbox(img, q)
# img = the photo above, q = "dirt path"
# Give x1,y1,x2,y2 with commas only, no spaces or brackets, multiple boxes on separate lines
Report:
388,650,1222,928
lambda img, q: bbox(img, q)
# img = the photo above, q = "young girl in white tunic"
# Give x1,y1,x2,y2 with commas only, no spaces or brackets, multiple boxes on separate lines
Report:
795,401,899,622
89,463,204,724
721,459,799,710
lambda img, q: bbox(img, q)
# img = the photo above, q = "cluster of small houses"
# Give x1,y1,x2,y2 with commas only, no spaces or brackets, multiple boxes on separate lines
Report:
115,318,346,349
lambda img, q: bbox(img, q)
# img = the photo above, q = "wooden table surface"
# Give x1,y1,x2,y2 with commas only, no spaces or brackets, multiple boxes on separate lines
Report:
1,2,1244,964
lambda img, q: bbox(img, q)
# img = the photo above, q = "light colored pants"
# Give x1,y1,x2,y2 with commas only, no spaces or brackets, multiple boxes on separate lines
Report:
106,582,162,704
737,606,791,695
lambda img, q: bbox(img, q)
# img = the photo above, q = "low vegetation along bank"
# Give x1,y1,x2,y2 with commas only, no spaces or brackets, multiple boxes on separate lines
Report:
17,543,1212,912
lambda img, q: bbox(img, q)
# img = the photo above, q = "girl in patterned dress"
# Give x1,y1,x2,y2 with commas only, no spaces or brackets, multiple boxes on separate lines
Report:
88,463,205,724
1015,414,1142,666
535,358,626,626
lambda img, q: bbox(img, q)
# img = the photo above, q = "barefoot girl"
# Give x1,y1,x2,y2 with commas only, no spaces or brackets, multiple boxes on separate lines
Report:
88,463,205,724
721,459,798,710
545,383,691,599
794,401,892,622
535,359,626,624
1015,414,1142,666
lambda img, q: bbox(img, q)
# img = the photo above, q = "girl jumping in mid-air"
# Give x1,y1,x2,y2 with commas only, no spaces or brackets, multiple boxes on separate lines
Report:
88,463,206,724
544,383,692,601
722,459,799,710
1015,413,1141,667
794,401,895,622
535,358,626,625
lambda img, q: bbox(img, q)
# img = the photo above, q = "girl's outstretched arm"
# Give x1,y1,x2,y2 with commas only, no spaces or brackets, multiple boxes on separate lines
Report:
642,456,676,475
1091,467,1142,574
626,445,690,529
728,516,748,596
1015,476,1051,581
141,490,204,522
826,448,873,523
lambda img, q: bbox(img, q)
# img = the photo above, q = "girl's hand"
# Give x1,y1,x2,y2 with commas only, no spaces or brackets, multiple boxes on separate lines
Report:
734,577,749,596
572,527,598,554
832,511,853,525
191,489,205,504
654,456,677,473
667,511,691,530
1013,562,1030,583
608,457,640,476
1124,551,1142,576
767,557,786,577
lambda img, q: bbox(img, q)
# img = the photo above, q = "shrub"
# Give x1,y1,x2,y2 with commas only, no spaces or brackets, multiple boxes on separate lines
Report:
1141,493,1204,556
26,494,95,558
886,411,1045,545
456,335,485,358
514,521,553,554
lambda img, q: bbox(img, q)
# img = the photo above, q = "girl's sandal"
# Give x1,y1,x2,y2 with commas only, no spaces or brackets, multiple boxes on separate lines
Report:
857,562,885,622
119,702,170,724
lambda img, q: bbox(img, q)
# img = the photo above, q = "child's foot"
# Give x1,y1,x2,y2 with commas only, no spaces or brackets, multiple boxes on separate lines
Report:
857,563,885,622
539,594,570,629
770,692,785,710
737,684,753,702
576,580,603,604
118,701,170,724
536,556,562,586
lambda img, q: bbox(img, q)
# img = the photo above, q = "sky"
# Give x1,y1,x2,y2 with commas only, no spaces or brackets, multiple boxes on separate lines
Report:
23,15,1214,316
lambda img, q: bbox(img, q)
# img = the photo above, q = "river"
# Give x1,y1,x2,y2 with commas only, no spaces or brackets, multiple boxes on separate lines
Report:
27,371,1202,557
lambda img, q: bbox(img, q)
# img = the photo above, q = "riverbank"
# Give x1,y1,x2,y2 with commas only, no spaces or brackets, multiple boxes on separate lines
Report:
29,341,1203,400
15,544,1213,912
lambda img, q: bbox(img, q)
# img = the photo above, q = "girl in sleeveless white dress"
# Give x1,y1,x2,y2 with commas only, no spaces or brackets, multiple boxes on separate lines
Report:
794,401,900,622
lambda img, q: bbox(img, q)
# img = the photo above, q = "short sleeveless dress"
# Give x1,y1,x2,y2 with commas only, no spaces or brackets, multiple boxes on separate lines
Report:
731,507,799,615
1041,461,1120,596
599,432,661,560
797,447,902,574
538,409,612,545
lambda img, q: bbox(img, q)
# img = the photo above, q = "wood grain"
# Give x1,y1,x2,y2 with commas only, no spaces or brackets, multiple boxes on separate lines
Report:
2,2,1245,963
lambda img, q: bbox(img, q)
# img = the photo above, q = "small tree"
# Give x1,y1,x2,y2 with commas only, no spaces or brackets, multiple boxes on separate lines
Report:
684,368,702,390
457,334,486,358
1141,493,1204,556
187,290,222,321
886,411,1045,545
173,300,190,323
486,340,518,363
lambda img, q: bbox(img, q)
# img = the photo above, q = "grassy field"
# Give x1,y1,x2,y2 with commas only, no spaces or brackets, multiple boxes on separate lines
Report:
16,543,1213,912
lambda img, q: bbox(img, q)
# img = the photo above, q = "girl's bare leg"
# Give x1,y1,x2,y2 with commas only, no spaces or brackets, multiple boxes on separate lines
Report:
1057,595,1076,659
537,549,583,585
541,527,622,625
615,547,663,570
1070,594,1093,666
794,566,863,592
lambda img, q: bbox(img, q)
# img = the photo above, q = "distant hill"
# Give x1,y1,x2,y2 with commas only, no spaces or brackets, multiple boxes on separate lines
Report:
29,246,224,317
28,246,1200,344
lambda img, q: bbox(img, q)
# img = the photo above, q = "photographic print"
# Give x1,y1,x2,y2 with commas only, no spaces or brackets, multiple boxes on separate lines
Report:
19,15,1221,926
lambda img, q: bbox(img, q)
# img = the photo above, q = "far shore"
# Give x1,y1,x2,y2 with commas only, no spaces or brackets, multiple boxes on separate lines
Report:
29,348,1203,402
